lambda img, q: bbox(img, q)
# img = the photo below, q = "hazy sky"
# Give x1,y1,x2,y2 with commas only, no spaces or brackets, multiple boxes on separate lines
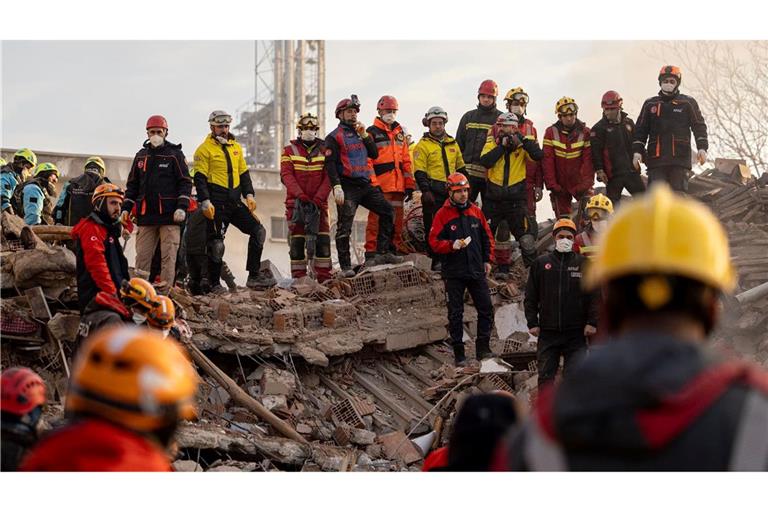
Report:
2,40,667,157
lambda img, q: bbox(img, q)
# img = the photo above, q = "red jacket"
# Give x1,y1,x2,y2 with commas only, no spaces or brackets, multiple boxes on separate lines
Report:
521,118,543,191
20,418,171,471
542,120,594,196
366,118,415,194
280,138,330,208
421,446,449,471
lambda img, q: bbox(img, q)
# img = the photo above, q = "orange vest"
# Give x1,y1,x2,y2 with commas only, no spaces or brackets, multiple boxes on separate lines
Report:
366,118,415,193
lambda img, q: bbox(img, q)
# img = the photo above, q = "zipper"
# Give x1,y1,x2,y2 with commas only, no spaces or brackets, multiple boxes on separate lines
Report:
557,253,563,331
221,143,234,189
440,141,451,179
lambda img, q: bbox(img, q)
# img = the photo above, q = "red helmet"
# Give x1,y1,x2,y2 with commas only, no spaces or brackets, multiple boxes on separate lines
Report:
601,90,623,109
478,79,499,98
377,95,399,111
335,97,361,119
1,367,46,416
658,65,682,84
146,115,168,130
447,172,470,192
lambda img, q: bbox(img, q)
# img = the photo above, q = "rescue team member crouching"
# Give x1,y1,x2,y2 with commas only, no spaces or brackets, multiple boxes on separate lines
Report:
22,162,60,225
429,173,494,366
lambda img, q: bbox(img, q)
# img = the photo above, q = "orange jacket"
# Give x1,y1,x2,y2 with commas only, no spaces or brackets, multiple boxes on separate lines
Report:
366,118,415,194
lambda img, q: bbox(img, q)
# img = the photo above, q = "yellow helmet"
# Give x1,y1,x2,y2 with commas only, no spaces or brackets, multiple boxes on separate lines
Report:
120,277,160,310
84,156,107,177
586,193,614,215
0,157,7,167
33,162,60,178
504,87,529,105
584,184,736,292
14,148,37,168
555,96,578,115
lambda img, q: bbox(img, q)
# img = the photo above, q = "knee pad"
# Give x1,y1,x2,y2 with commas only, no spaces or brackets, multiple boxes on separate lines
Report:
316,234,331,258
251,223,266,245
209,239,225,263
289,235,306,260
519,233,536,253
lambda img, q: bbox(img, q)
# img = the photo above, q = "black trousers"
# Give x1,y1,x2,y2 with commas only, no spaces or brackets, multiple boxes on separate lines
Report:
445,277,493,348
469,175,486,205
647,165,688,193
606,171,646,206
421,190,448,260
483,195,537,267
206,200,265,285
537,328,587,386
335,182,394,268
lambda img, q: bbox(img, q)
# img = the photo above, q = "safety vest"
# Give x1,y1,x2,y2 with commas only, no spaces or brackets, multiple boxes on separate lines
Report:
327,124,375,181
367,118,414,193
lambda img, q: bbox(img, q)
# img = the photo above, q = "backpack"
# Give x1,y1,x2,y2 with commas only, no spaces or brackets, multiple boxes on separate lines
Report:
55,172,109,226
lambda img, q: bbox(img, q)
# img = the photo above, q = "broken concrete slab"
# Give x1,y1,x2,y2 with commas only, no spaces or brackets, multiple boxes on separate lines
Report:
47,312,81,343
494,303,530,341
262,395,288,411
377,431,422,465
172,460,203,472
261,367,297,396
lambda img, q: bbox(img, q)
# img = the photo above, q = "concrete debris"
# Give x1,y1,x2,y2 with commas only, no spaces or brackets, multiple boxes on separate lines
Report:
261,367,297,396
172,460,204,472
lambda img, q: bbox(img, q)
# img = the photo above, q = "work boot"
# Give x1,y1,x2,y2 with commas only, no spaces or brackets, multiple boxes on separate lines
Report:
430,260,442,272
246,270,277,289
453,344,467,367
494,264,510,281
374,252,404,265
188,280,203,296
209,283,227,295
341,267,356,278
475,338,493,361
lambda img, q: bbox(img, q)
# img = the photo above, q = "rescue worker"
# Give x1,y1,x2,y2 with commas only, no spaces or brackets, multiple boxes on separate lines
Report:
53,156,110,226
479,112,544,274
501,184,768,471
21,325,198,471
524,218,598,386
457,80,503,204
145,295,182,341
590,91,645,206
280,113,332,282
22,162,59,225
542,98,594,217
1,148,36,215
121,115,192,292
429,173,494,365
325,96,401,277
573,193,613,258
1,367,46,471
413,106,467,270
504,87,544,219
633,65,709,193
194,110,274,291
364,95,415,260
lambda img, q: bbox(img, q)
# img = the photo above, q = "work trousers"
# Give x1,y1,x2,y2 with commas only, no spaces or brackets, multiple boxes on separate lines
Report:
335,182,394,269
364,191,405,257
287,204,332,282
468,175,487,206
135,224,180,290
536,328,587,386
421,190,449,261
647,165,688,193
207,200,265,286
445,277,493,349
484,197,537,268
605,171,646,207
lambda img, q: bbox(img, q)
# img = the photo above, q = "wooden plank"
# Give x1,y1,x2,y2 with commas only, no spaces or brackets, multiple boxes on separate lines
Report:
378,363,435,416
318,375,355,402
353,371,417,423
402,363,435,387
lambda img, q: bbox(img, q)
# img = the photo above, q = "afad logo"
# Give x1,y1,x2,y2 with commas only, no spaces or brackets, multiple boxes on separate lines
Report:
544,262,552,270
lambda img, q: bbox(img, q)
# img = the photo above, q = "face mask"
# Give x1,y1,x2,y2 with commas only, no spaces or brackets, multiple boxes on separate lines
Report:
300,130,318,142
660,83,677,94
132,312,146,324
509,105,524,116
555,238,573,253
215,135,229,145
149,134,164,147
381,113,396,124
593,220,608,233
604,109,621,122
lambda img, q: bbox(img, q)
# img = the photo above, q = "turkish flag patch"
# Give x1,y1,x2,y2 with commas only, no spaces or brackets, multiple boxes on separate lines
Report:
544,263,552,270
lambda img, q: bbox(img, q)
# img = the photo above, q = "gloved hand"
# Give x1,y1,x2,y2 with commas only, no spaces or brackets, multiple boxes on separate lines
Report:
514,132,526,146
119,210,131,226
421,190,435,207
246,194,257,212
596,170,608,183
299,193,311,203
534,187,543,202
173,209,186,223
697,149,708,165
632,153,642,171
121,228,131,242
500,136,511,148
452,238,467,251
333,185,345,206
201,200,215,220
355,122,368,138
405,188,414,202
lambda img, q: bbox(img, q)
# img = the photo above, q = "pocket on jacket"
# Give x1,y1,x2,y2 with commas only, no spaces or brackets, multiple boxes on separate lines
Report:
672,136,690,158
159,195,177,215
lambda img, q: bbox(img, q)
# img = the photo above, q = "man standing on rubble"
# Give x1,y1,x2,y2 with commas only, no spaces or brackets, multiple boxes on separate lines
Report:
429,173,494,366
633,65,708,193
457,80,503,205
542,97,594,217
501,185,768,471
121,115,192,292
479,112,543,275
194,110,275,291
524,218,598,386
1,148,36,215
281,113,332,282
22,163,60,225
364,95,415,262
591,91,645,206
325,95,402,277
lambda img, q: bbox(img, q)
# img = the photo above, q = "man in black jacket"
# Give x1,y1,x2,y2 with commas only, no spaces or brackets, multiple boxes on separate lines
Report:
53,156,110,226
429,173,495,366
457,79,502,205
121,115,192,291
633,65,708,193
590,91,645,207
525,218,598,386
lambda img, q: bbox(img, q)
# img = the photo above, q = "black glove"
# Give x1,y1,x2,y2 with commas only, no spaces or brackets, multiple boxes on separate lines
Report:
500,136,511,148
514,132,526,145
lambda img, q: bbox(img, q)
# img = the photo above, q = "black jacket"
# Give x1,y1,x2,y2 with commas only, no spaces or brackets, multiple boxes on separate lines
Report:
457,104,502,178
124,140,192,225
590,112,636,177
633,91,708,170
54,170,109,226
524,250,598,331
428,199,493,280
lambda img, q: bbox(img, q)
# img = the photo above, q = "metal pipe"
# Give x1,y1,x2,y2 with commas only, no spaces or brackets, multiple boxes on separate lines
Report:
273,41,283,169
296,40,305,116
736,281,768,304
284,40,295,150
317,40,326,135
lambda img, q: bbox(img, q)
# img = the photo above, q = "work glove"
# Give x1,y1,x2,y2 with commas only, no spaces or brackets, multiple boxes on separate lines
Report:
173,209,186,224
298,193,311,203
246,194,257,212
333,185,345,206
121,228,131,242
632,153,642,171
355,122,368,138
484,262,492,276
596,170,608,183
534,187,543,202
119,210,131,226
697,149,708,165
405,188,414,202
201,200,215,220
421,190,435,207
452,239,466,251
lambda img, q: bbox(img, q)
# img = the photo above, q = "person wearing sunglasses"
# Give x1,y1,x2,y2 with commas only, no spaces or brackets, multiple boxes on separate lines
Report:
633,65,709,193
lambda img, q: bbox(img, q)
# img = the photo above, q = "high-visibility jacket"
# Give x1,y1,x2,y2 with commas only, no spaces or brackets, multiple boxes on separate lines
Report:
366,118,415,194
574,227,598,258
413,133,466,193
192,134,253,204
457,104,503,179
280,138,330,209
479,127,543,190
22,178,56,225
542,120,594,196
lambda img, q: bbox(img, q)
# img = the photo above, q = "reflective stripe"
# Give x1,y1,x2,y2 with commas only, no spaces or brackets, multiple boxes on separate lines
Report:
729,391,768,471
466,122,493,130
554,150,583,159
314,257,332,268
388,200,403,207
524,419,568,471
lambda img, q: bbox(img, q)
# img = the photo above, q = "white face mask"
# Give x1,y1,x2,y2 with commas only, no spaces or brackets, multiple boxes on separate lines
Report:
660,82,677,94
509,105,524,116
300,129,318,142
149,134,164,147
555,238,574,253
132,312,146,324
215,135,229,145
381,113,396,124
593,220,609,233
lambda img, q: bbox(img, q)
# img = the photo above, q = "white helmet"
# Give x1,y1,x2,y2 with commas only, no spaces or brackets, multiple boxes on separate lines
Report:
208,110,233,126
422,106,448,127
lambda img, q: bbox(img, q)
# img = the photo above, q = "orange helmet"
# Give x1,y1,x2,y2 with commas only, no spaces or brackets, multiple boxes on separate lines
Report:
478,79,499,97
66,325,198,432
146,295,176,329
92,183,125,205
553,217,577,235
120,277,160,310
1,367,46,416
447,172,470,192
658,65,682,84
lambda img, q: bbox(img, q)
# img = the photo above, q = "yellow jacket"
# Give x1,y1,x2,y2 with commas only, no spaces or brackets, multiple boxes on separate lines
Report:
480,136,529,188
193,134,249,191
412,134,466,187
